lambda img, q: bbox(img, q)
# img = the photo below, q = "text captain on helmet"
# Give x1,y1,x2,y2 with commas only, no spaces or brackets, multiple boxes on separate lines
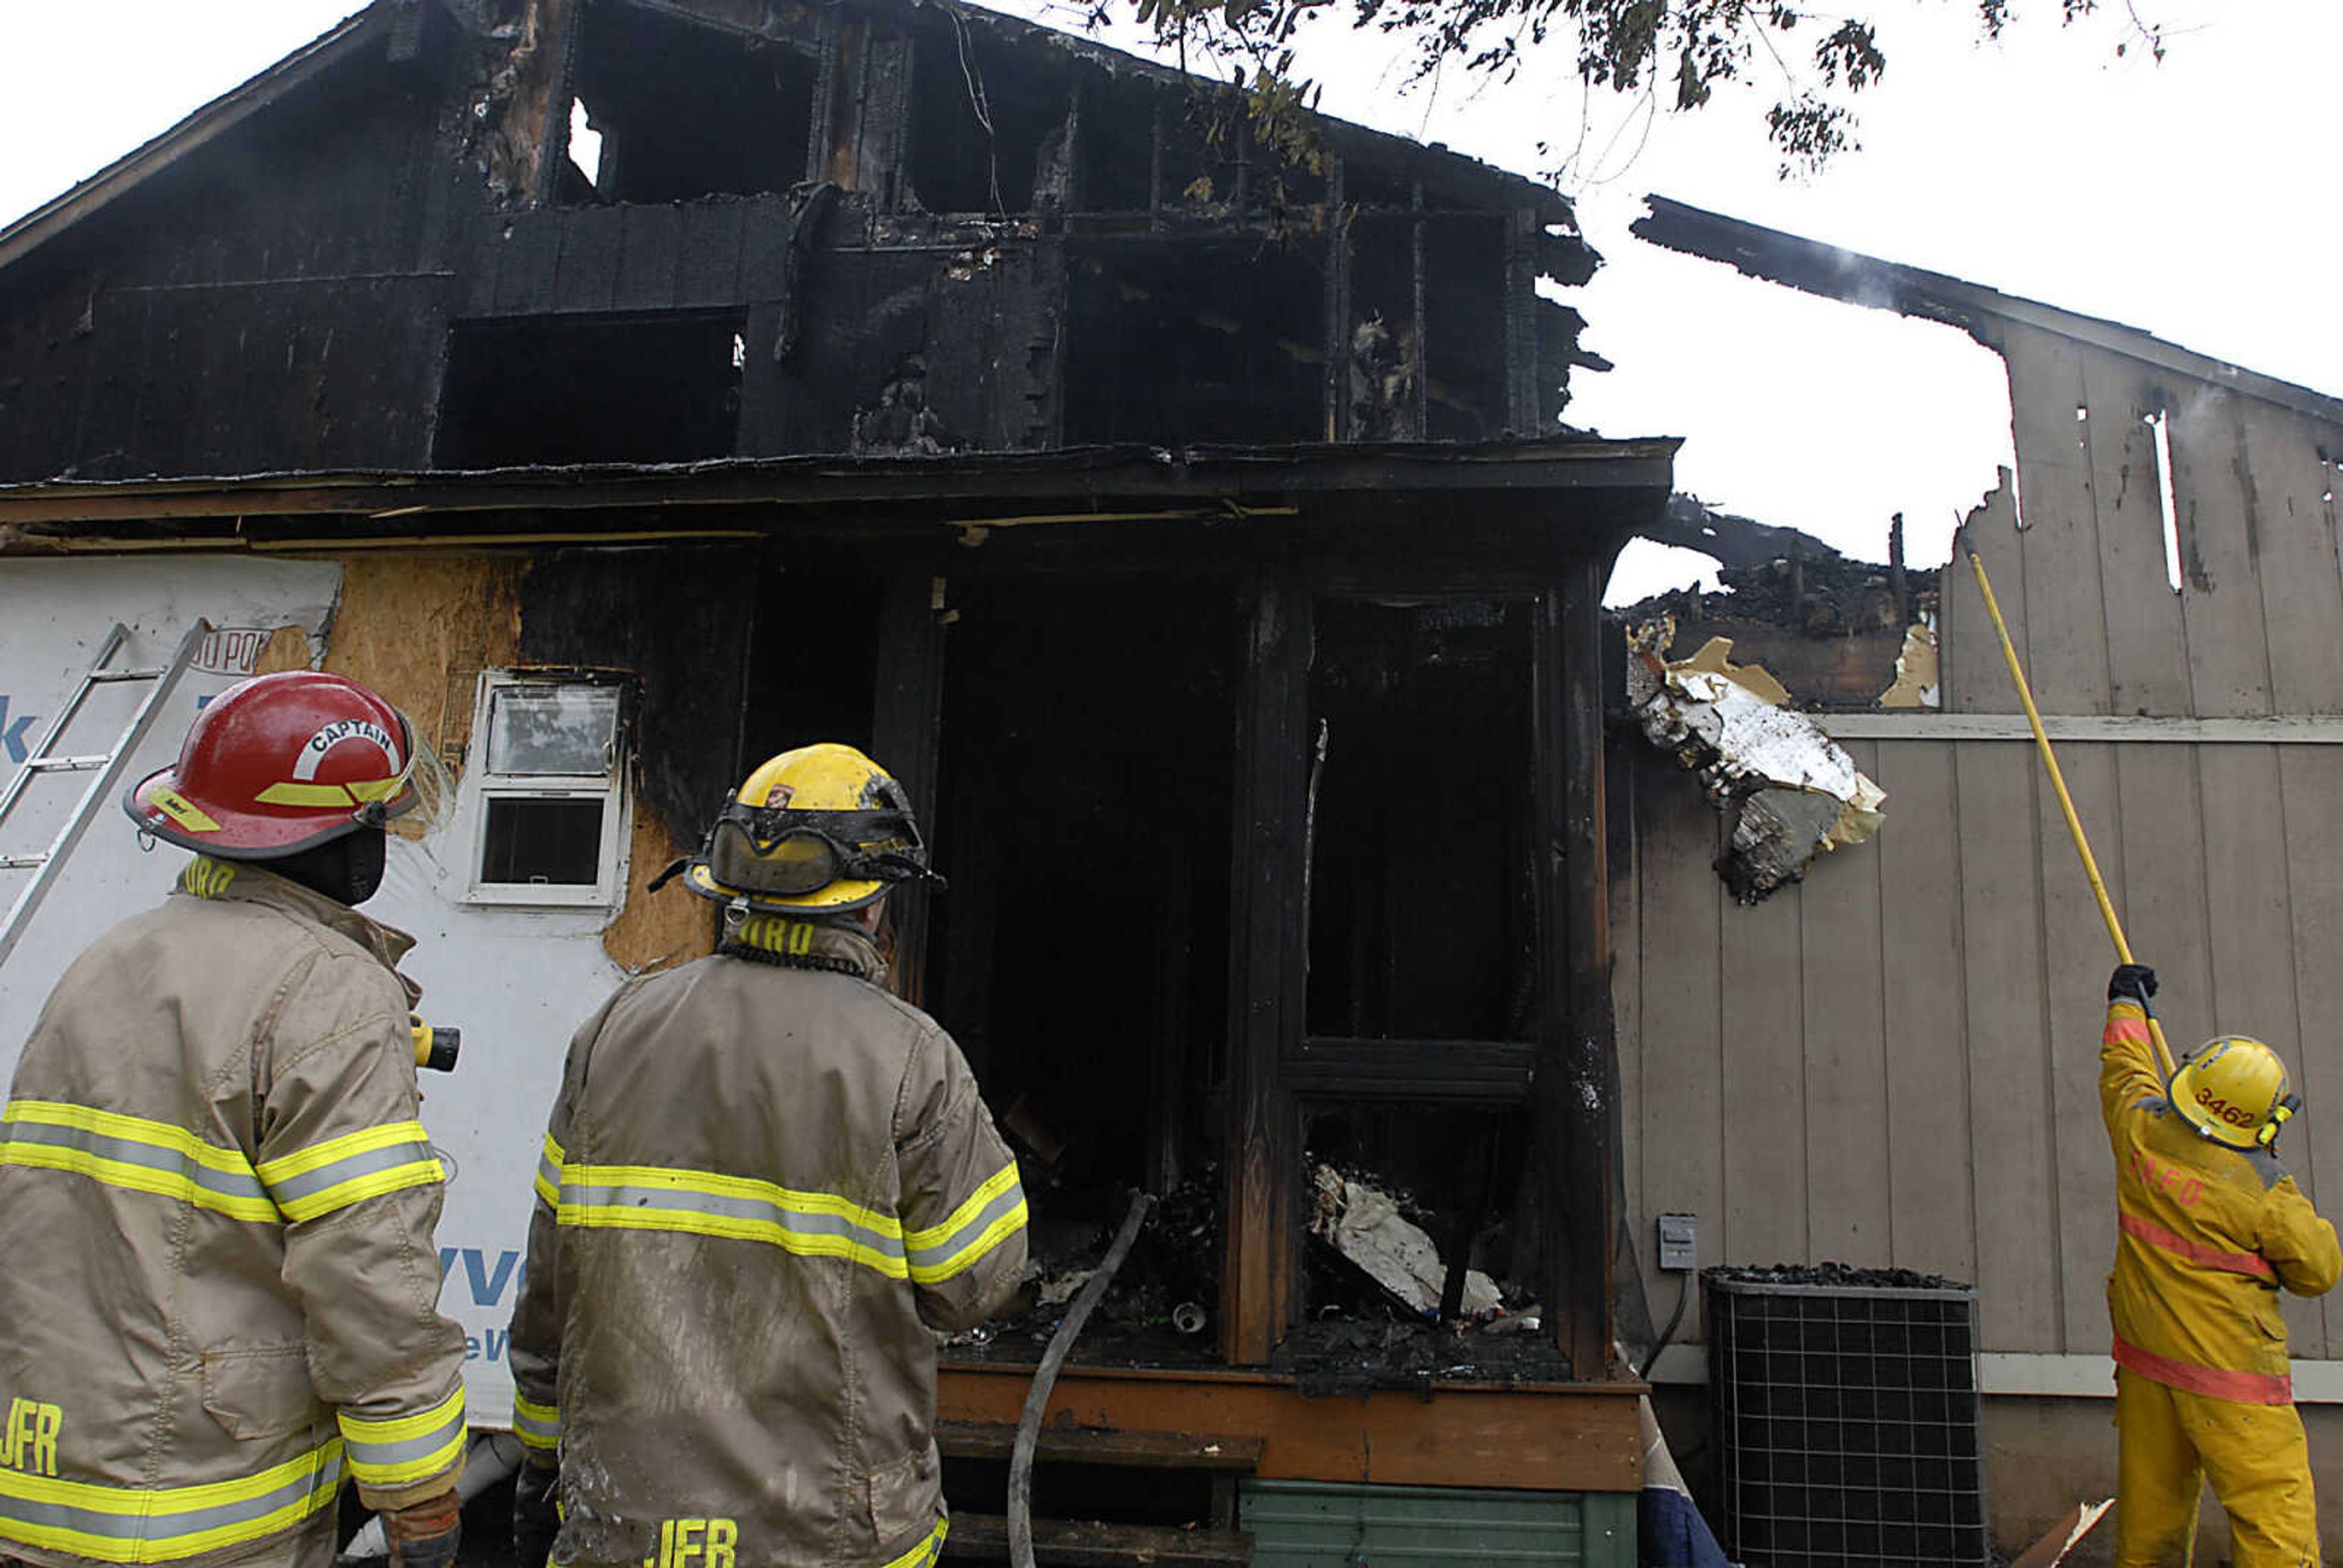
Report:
0,671,469,1568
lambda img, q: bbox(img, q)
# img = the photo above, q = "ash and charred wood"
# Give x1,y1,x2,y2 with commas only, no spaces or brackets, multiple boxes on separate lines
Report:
1281,1037,1531,1102
935,1422,1262,1472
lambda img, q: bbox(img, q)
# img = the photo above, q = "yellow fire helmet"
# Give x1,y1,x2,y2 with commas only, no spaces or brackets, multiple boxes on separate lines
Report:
679,743,935,915
2170,1035,2293,1150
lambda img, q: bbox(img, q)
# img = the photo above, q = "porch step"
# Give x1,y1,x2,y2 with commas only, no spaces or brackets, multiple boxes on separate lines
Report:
942,1514,1253,1566
935,1422,1264,1473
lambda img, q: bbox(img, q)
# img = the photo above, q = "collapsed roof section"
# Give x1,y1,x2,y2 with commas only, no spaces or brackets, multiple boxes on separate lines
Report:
1622,194,2343,725
0,0,1607,484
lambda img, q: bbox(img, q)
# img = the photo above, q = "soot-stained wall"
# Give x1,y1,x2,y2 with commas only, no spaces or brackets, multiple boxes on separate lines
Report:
516,544,759,847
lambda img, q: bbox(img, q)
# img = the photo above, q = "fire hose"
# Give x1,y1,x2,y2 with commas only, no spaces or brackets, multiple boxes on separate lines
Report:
1007,1189,1156,1568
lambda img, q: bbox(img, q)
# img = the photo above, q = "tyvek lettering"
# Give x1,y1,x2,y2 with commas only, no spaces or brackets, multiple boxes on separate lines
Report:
0,697,40,767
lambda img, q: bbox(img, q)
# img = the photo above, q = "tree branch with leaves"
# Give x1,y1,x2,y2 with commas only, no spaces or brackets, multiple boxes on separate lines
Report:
1123,0,2175,178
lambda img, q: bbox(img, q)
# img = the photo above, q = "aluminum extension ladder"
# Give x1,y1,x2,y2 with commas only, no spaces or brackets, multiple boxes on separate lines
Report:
0,619,211,971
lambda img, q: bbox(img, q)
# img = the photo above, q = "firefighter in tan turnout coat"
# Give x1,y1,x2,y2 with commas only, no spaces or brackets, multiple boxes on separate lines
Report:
0,672,469,1568
508,744,1027,1568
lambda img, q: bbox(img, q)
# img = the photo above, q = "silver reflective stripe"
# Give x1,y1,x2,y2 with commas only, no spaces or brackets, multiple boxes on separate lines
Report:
906,1182,1027,1279
558,1177,907,1268
1,1118,272,1209
264,1136,434,1209
512,1401,560,1451
533,1145,562,1205
0,1448,340,1557
342,1407,465,1480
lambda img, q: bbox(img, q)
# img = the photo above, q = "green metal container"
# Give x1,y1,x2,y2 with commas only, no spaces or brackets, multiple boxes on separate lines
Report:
1240,1480,1636,1567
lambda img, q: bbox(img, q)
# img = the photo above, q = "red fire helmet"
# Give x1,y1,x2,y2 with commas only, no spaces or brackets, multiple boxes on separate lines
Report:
124,671,422,858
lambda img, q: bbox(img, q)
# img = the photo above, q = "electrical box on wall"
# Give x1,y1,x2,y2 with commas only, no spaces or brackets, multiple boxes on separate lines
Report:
1658,1212,1699,1273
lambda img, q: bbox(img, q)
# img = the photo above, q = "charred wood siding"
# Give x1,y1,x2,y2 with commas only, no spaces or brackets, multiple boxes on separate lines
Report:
1617,312,2343,1360
0,0,1602,484
516,544,759,847
0,60,453,481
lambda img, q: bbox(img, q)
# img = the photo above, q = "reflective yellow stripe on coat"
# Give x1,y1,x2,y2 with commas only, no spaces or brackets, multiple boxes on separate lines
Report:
905,1163,1029,1285
257,1121,442,1222
512,1395,561,1455
883,1518,948,1568
554,1160,1025,1284
533,1135,564,1208
336,1386,466,1489
0,1439,343,1564
0,1101,276,1221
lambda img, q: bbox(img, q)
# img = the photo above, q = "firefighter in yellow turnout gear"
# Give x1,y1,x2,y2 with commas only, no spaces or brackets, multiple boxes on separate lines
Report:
507,744,1027,1568
2104,963,2340,1565
0,672,469,1568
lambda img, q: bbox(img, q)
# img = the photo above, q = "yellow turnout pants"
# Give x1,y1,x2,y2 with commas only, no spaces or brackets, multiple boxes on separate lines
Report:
2116,1367,2319,1567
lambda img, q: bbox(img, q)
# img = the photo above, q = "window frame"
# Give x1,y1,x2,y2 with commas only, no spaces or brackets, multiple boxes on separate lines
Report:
457,672,632,909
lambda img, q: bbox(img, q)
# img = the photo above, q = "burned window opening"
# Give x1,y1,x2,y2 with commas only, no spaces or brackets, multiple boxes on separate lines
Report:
435,312,743,468
2145,408,2184,593
907,14,1062,215
1072,75,1154,214
1062,241,1325,447
930,575,1236,1364
1422,218,1510,441
568,3,817,204
1348,217,1417,442
1305,596,1535,1042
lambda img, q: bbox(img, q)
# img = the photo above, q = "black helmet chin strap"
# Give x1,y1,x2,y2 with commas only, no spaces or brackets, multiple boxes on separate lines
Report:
270,826,388,907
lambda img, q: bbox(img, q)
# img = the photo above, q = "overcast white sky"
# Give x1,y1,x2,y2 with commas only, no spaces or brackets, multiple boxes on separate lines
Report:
2,2,2334,600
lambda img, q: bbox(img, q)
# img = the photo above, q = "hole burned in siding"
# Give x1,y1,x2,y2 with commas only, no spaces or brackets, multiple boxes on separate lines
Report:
567,99,603,190
2145,408,2183,593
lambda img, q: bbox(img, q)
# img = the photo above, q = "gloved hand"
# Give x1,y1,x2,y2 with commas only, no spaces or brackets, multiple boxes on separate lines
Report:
381,1492,461,1568
512,1459,560,1568
2109,963,2159,1005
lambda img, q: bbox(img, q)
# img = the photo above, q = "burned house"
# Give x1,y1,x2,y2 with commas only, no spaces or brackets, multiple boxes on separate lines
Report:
0,1,1665,1562
11,0,2333,1553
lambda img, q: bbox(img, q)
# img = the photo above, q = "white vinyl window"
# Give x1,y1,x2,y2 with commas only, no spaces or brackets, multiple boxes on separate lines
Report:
461,676,628,907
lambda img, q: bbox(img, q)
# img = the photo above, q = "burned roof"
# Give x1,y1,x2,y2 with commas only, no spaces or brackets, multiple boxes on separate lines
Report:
1633,195,2343,423
0,0,1588,281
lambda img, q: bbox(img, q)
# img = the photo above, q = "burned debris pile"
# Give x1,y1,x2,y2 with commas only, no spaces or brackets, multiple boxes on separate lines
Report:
949,1157,1563,1384
1627,620,1886,903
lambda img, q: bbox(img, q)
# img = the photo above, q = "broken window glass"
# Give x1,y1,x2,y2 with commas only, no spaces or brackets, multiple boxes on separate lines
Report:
487,685,619,776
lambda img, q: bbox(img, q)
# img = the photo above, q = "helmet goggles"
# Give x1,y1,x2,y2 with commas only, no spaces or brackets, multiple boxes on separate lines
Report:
704,802,937,898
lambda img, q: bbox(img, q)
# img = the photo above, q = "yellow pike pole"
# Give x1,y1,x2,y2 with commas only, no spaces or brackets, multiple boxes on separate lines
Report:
1967,550,2179,1079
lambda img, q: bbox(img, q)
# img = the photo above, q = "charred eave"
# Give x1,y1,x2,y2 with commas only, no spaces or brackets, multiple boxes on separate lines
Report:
1632,194,2343,428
